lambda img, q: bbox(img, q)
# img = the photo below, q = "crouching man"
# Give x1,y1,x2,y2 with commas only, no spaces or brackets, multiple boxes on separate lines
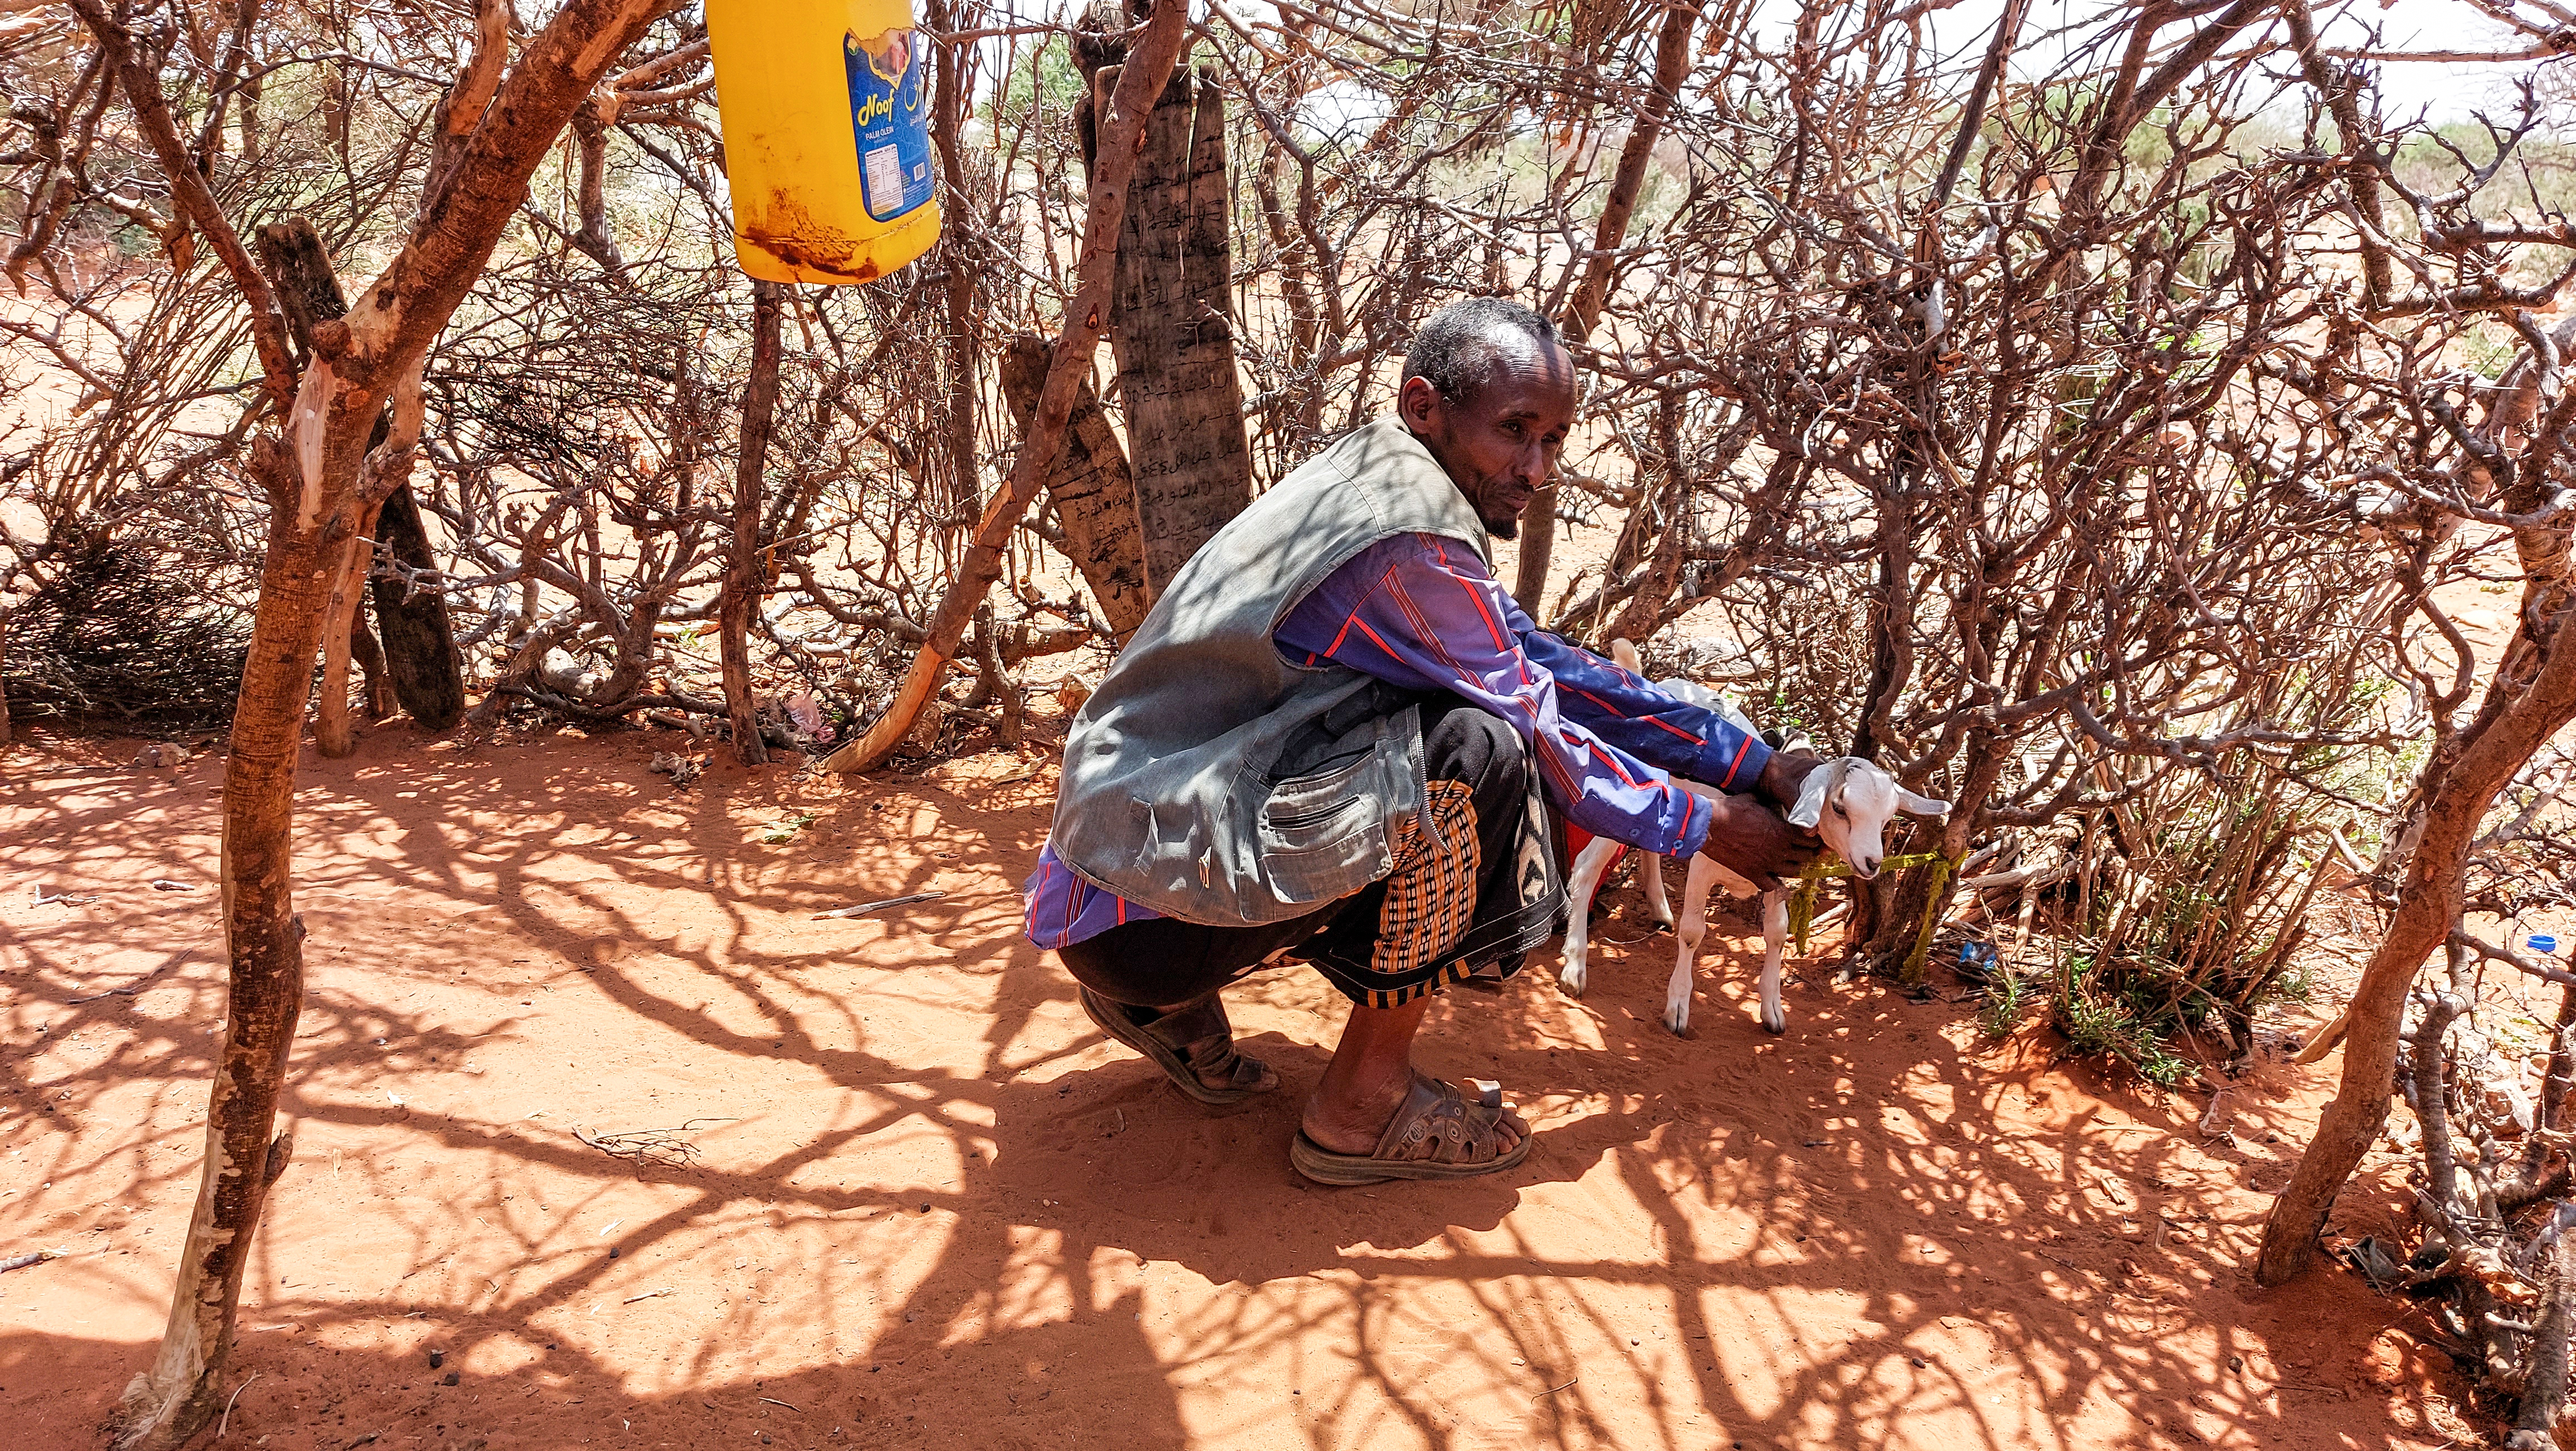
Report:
1023,298,1821,1186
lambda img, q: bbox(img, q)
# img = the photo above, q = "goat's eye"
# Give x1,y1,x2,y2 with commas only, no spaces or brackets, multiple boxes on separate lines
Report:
1832,802,1847,816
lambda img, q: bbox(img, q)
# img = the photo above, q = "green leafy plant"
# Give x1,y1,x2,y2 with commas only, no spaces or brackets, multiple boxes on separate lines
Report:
2050,950,2197,1087
1978,966,2034,1041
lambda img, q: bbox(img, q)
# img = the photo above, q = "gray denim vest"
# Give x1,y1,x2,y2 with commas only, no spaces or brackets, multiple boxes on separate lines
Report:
1048,416,1494,926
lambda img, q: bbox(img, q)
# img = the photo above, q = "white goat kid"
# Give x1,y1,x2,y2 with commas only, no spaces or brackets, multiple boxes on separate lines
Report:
1556,644,1949,1036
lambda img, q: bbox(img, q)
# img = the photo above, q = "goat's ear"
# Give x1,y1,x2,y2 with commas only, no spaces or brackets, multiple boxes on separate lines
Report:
1787,759,1847,829
1895,787,1950,820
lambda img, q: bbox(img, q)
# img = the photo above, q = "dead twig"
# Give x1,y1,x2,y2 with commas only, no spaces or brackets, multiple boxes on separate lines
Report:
572,1118,730,1169
67,966,167,1004
809,890,944,920
216,1373,258,1440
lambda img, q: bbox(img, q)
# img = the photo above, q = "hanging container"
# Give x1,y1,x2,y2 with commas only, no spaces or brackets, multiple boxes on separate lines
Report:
704,0,943,284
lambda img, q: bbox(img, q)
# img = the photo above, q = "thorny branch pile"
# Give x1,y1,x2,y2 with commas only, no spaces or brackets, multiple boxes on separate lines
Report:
13,0,2576,1437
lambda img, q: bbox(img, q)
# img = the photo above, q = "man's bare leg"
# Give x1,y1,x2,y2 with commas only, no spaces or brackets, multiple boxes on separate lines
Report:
1298,995,1528,1155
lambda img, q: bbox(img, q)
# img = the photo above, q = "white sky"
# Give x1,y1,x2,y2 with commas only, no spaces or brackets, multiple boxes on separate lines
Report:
1893,0,2555,121
1230,1,2566,140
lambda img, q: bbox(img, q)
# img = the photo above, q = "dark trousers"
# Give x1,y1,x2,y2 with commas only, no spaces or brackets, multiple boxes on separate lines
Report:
1058,697,1534,1014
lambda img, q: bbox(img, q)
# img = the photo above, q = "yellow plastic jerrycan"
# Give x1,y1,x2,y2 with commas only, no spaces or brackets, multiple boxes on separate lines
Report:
705,0,943,284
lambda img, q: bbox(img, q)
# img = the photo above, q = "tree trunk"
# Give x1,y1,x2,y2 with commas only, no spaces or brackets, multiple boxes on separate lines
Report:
257,219,468,736
369,482,465,730
998,333,1149,642
0,603,14,747
2543,977,2576,1133
83,3,672,1443
110,441,318,1449
930,0,981,529
349,595,394,719
2257,605,2576,1283
237,61,258,166
825,0,1191,773
313,496,387,758
1513,0,1697,617
1603,393,1691,645
1097,52,1253,598
721,280,784,767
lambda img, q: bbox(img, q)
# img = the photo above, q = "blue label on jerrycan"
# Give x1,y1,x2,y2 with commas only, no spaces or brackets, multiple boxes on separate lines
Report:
845,27,934,223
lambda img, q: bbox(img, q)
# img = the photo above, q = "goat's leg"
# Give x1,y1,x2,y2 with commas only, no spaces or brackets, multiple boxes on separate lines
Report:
1558,836,1618,999
1759,889,1789,1035
1666,855,1720,1036
1640,851,1675,931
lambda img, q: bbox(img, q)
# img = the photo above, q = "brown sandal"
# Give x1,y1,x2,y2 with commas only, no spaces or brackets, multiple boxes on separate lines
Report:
1290,1072,1532,1186
1077,986,1277,1105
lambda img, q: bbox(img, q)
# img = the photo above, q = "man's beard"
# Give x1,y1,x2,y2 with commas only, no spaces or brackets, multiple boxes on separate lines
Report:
1485,513,1519,541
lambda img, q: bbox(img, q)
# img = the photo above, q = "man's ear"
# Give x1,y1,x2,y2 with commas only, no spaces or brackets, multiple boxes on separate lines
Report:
1398,374,1443,434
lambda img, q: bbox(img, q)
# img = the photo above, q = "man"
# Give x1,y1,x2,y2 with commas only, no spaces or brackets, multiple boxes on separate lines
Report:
1024,298,1820,1185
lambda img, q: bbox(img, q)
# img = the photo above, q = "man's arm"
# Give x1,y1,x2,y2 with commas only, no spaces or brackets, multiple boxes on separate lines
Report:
1513,619,1823,817
1275,534,1718,858
1513,621,1769,791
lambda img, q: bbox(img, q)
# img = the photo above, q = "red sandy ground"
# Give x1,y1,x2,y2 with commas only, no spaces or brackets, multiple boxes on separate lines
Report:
0,718,2491,1450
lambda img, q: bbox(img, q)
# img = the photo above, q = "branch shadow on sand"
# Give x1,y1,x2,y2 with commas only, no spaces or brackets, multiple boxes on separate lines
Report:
0,726,2463,1449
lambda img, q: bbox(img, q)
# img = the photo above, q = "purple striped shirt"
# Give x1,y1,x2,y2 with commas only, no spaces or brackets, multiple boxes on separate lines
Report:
1023,532,1770,948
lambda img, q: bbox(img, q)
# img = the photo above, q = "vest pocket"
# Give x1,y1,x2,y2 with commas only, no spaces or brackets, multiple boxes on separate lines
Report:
1257,755,1388,904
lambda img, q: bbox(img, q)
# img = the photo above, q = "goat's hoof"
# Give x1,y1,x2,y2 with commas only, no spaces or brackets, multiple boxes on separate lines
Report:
1665,1012,1690,1037
1762,1014,1787,1036
1559,973,1587,1000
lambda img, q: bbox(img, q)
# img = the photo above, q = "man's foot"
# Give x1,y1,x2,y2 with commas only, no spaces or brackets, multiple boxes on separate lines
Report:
1300,1063,1526,1156
1170,1029,1281,1098
1076,986,1279,1104
1292,1071,1532,1185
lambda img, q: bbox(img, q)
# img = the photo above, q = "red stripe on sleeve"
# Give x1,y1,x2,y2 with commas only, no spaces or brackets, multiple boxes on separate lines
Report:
1718,735,1754,789
1564,684,1710,746
1433,539,1512,653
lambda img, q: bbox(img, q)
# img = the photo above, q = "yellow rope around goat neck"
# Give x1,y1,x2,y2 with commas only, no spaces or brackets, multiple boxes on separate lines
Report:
1788,850,1953,957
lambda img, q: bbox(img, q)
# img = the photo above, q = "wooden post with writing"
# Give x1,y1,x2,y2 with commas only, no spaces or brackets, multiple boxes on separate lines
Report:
1082,13,1252,599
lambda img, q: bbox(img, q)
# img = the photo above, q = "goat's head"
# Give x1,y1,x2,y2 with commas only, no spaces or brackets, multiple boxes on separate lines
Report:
1787,758,1949,879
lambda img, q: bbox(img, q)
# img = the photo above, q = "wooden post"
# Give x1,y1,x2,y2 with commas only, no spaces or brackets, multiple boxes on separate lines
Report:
368,482,466,731
1096,47,1253,597
721,280,784,767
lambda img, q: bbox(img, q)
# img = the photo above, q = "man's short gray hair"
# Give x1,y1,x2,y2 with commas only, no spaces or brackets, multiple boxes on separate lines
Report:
1402,297,1563,406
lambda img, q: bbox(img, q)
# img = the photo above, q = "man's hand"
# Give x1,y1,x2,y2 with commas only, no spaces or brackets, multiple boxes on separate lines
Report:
1698,790,1822,890
1755,748,1827,815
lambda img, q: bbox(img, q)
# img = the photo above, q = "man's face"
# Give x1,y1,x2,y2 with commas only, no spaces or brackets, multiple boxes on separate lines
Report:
1397,338,1577,539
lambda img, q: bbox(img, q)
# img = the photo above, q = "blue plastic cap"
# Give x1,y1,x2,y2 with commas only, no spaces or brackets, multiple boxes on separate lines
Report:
2533,934,2559,956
